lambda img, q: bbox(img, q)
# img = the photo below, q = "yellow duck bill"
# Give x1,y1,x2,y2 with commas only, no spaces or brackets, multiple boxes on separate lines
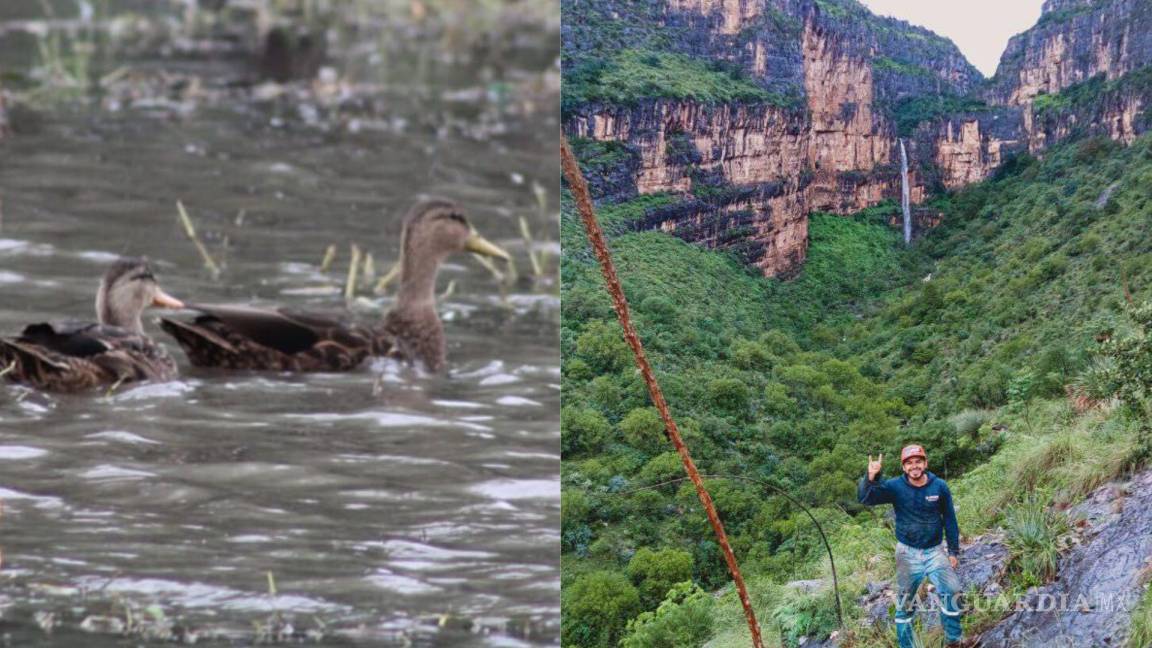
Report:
464,233,511,260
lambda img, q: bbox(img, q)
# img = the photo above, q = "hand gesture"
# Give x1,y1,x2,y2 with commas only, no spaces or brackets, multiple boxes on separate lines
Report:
867,453,883,480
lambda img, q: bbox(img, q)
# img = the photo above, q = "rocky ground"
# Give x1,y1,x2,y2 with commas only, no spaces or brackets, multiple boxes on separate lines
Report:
796,467,1152,647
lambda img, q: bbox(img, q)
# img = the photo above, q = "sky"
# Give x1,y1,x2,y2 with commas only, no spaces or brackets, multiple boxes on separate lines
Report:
859,0,1046,77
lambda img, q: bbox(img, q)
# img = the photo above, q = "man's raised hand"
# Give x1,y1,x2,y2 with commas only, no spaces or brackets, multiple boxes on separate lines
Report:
867,453,883,481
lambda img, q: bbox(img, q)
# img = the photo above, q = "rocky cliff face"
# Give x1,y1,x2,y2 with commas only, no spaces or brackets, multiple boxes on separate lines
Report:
979,0,1152,157
911,107,1028,190
987,0,1152,106
570,101,809,195
564,0,965,276
563,0,1152,277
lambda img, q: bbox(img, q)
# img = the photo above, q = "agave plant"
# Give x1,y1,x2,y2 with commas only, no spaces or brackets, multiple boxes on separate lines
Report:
1004,500,1070,588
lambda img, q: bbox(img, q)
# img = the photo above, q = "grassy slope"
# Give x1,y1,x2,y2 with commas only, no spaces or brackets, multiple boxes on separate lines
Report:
562,133,1152,647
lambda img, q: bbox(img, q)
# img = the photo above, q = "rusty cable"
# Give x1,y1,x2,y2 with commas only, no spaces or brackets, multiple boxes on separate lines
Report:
560,136,765,648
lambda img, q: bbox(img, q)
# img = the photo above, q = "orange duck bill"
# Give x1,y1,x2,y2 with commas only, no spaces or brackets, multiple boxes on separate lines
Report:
152,289,185,309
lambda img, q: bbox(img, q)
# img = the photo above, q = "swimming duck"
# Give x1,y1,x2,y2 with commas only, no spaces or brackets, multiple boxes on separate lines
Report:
159,198,510,373
0,258,185,392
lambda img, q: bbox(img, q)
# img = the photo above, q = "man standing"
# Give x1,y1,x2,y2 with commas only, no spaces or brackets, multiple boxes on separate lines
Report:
859,445,964,647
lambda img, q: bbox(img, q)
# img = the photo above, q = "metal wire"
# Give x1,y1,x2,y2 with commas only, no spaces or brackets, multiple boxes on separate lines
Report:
561,135,765,648
618,473,845,629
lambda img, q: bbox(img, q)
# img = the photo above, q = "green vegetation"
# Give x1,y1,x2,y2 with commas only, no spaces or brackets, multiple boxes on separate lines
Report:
563,50,787,116
889,94,988,137
1129,587,1152,648
1032,68,1152,130
1036,1,1105,28
563,131,1152,645
814,0,854,20
1032,91,1072,115
568,138,637,176
620,582,715,647
1003,499,1069,588
872,57,933,78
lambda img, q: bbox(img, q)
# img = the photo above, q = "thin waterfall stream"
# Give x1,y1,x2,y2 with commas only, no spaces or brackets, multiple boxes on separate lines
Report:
899,138,912,245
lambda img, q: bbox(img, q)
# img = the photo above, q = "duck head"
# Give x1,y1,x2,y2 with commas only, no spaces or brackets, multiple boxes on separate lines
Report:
96,257,185,333
397,198,510,306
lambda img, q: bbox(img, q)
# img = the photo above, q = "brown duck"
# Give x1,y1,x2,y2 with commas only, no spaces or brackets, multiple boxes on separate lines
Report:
0,258,185,392
159,198,510,373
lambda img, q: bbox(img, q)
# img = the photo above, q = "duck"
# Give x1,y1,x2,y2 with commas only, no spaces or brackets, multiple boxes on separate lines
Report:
158,197,510,373
0,257,185,392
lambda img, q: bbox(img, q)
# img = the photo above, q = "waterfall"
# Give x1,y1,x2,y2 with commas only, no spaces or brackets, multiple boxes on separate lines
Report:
899,138,911,245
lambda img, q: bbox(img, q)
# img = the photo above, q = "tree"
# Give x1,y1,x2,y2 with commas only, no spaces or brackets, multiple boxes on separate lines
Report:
620,407,666,454
562,406,611,455
626,547,694,608
562,571,642,648
707,378,750,416
620,581,714,647
576,319,632,373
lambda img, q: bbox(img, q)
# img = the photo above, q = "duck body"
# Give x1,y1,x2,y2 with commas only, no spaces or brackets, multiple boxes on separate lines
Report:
159,304,381,372
380,304,445,372
159,198,508,374
0,258,184,393
159,302,448,372
1,321,178,392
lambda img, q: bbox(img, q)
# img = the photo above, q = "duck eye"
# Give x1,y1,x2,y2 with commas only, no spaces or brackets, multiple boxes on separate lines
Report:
131,271,155,282
436,211,468,225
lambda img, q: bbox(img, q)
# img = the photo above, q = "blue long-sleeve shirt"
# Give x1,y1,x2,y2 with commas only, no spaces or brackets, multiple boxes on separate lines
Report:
858,470,960,556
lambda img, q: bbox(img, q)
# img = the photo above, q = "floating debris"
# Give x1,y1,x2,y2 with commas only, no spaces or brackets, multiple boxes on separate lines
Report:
344,243,362,300
176,200,221,279
362,252,376,283
519,215,542,278
319,244,337,272
374,261,401,295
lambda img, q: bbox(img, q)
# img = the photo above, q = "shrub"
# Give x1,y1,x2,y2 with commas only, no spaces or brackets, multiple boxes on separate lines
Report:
563,406,612,455
1004,500,1069,588
764,382,798,416
1071,356,1121,403
562,571,643,647
626,547,695,608
707,378,751,415
563,490,594,555
950,409,988,438
731,337,774,371
638,452,685,492
576,319,632,374
620,407,666,454
771,586,842,648
620,581,714,648
1100,302,1152,417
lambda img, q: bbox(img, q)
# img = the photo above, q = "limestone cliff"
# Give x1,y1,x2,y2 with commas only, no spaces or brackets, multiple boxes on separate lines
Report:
564,0,968,276
563,0,1152,277
987,0,1152,106
979,0,1152,157
911,108,1028,191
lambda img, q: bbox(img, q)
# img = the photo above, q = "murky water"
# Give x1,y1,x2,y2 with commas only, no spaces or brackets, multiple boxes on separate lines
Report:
0,3,560,645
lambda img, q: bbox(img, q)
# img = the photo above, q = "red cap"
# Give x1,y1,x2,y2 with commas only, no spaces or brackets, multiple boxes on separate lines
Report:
901,444,927,463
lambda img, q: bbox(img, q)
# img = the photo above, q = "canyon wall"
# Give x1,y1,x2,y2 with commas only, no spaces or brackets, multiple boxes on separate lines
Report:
563,0,1152,277
987,0,1152,106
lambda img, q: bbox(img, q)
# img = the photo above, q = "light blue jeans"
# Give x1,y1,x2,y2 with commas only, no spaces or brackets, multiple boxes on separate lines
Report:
894,541,962,647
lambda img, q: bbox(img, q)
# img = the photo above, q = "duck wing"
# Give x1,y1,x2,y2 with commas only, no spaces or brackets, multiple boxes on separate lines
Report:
182,304,324,355
160,304,371,372
1,321,177,391
18,321,125,356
